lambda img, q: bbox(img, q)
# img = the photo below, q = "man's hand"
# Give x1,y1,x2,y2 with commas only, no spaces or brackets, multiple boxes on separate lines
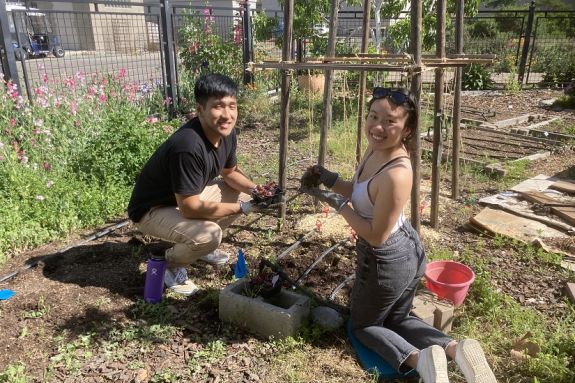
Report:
300,165,339,189
300,187,348,212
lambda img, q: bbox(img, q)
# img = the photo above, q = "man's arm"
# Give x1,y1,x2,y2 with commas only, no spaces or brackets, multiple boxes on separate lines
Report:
176,193,242,220
221,165,256,195
175,166,255,220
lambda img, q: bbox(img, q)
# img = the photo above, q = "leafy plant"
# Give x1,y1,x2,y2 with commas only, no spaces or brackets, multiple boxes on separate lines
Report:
178,8,244,111
0,71,171,265
188,340,226,373
252,10,281,43
23,296,50,319
531,46,575,87
0,363,30,383
462,64,494,90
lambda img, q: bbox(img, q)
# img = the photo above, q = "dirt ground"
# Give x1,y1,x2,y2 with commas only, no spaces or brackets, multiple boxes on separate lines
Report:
0,89,573,382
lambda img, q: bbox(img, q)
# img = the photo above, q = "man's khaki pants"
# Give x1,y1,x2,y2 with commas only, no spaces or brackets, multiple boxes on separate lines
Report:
134,179,250,267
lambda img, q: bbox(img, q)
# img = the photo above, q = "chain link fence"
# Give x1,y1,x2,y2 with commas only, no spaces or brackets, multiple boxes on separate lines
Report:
1,1,573,110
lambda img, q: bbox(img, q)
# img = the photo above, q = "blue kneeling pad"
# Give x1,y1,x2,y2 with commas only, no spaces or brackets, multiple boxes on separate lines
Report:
347,321,418,380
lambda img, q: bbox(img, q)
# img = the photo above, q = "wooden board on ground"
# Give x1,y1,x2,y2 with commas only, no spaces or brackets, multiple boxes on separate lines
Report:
510,174,558,193
550,180,575,194
469,207,566,242
519,190,575,226
479,193,574,233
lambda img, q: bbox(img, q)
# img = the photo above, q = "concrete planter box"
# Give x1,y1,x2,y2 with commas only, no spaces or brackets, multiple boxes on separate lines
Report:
219,278,310,339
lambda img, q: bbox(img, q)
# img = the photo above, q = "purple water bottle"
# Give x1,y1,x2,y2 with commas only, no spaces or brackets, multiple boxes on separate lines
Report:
144,254,166,303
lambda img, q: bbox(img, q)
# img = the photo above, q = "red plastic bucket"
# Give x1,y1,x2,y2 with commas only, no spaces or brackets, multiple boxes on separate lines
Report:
424,261,475,306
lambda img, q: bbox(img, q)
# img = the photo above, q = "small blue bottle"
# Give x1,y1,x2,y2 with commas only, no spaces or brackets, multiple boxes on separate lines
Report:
144,254,166,303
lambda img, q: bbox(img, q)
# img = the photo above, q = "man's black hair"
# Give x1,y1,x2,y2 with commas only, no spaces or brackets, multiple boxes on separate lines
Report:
194,73,238,106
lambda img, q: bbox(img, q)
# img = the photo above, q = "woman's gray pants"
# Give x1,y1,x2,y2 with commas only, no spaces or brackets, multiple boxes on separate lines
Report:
350,221,453,372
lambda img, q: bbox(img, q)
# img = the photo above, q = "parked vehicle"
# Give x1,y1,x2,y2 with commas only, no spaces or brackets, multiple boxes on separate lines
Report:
7,4,65,60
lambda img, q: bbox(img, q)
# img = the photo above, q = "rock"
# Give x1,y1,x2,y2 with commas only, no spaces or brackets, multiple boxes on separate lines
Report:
538,99,556,107
311,306,344,331
134,368,149,383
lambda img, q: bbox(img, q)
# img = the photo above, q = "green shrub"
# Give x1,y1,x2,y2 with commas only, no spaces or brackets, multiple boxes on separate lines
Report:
178,8,244,112
0,72,170,263
531,46,575,87
462,64,494,90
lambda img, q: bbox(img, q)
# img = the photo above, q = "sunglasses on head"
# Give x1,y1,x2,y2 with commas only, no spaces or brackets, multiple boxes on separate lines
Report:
372,87,413,106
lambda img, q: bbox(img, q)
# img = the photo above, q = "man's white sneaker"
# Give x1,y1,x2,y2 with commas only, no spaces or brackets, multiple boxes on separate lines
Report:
416,345,450,383
199,249,230,265
455,339,497,383
164,267,199,296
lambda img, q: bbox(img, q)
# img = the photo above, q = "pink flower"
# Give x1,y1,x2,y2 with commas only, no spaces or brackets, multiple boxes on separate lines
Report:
146,116,160,124
118,68,127,78
9,118,16,127
234,24,242,46
42,72,49,84
64,76,77,89
75,119,81,127
70,101,78,115
98,93,107,104
87,86,97,97
37,97,48,108
189,42,200,54
75,71,86,83
43,162,52,171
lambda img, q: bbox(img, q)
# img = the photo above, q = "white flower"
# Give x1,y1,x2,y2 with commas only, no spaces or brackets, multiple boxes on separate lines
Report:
34,119,44,127
35,195,45,201
46,180,54,188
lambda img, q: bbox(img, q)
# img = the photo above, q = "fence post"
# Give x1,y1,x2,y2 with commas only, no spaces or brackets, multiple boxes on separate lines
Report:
0,0,21,89
517,1,535,86
160,0,177,117
242,0,254,85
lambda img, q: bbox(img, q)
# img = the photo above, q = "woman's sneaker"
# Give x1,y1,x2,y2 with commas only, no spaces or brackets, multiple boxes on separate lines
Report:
199,249,230,265
164,267,199,296
455,339,497,383
416,345,450,383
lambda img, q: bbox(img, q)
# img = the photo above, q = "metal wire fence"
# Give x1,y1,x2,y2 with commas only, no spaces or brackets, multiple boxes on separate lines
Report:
1,1,574,109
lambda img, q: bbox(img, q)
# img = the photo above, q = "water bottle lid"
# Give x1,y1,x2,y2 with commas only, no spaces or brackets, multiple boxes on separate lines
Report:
150,253,166,261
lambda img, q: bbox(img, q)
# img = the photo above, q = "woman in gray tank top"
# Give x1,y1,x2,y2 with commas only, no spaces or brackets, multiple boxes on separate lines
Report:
300,88,496,383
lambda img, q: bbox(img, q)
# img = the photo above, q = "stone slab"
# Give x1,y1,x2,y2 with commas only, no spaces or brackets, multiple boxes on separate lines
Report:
411,292,454,333
470,207,566,242
564,282,575,304
219,278,310,339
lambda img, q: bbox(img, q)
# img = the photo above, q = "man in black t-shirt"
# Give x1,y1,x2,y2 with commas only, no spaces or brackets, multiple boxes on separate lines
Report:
128,74,266,295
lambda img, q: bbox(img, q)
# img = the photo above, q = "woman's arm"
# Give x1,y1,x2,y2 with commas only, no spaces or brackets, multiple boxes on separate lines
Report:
331,178,354,198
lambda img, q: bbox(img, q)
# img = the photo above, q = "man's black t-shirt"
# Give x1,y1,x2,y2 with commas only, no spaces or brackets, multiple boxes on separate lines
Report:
127,117,237,222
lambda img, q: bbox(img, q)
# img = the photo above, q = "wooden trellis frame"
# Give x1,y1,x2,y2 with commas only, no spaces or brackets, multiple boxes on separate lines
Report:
253,0,496,231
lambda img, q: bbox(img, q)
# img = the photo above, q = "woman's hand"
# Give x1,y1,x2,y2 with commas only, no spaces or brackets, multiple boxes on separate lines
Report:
300,165,339,189
300,187,348,212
